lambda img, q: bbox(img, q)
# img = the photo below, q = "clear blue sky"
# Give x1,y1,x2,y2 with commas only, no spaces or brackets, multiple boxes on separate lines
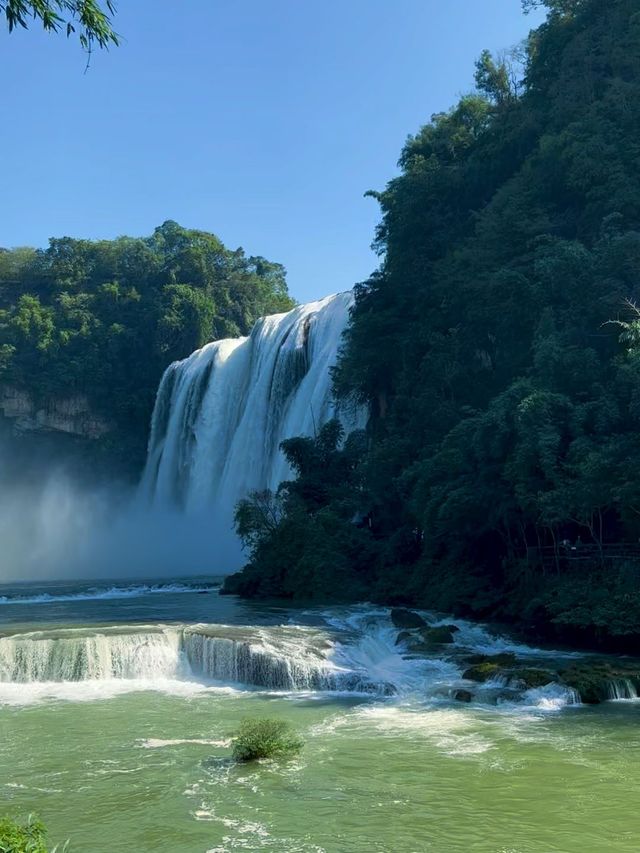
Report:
1,1,543,303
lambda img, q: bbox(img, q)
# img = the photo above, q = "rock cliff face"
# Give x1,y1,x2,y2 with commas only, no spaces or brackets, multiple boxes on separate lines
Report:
0,386,112,440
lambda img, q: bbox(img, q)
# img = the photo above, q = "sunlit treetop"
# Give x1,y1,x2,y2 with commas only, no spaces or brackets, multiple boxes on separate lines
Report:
522,0,584,15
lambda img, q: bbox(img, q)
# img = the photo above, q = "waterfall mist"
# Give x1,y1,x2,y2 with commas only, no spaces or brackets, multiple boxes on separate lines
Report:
0,291,360,583
0,457,244,583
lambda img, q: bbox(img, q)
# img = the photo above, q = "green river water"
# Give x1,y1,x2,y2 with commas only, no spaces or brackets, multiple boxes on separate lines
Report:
0,580,638,853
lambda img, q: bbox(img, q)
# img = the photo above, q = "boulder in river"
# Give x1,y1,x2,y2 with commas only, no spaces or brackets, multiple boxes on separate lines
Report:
394,631,414,646
463,652,516,667
390,608,427,629
463,661,504,683
453,689,473,703
417,625,459,645
508,668,555,690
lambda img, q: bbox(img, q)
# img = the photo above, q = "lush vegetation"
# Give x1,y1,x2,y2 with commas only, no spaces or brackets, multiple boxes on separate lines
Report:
0,221,294,474
0,816,55,853
231,718,304,762
226,0,640,649
1,0,118,51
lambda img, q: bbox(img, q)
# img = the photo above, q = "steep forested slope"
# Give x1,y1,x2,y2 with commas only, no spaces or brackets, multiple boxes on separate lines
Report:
226,0,640,648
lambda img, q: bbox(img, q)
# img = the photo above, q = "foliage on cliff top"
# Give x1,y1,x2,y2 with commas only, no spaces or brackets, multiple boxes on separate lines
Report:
0,221,295,473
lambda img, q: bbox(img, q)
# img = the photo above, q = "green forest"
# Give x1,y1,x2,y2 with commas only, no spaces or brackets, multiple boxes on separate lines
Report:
0,220,294,472
225,0,640,649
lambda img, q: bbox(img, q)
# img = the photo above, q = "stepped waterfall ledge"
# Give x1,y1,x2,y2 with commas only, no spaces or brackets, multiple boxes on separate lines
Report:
140,292,363,536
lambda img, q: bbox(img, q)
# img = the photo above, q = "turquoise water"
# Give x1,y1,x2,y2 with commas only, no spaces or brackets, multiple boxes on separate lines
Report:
1,580,638,853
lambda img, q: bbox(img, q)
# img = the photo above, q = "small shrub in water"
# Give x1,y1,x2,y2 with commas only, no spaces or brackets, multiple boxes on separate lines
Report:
0,815,49,853
231,718,304,762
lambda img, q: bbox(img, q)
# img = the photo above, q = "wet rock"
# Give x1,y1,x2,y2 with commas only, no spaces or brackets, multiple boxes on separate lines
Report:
390,608,427,629
481,687,522,706
394,631,414,646
463,652,517,667
417,625,459,645
560,667,608,705
453,689,473,703
464,659,557,689
498,688,523,703
560,663,640,705
508,668,555,690
404,641,438,656
462,662,503,683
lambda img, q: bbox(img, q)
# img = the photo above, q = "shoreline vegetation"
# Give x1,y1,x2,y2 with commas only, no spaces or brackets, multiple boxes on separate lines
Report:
224,0,640,654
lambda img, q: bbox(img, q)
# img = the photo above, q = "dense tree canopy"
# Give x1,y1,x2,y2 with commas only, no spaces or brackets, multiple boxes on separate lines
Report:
0,221,294,472
227,0,640,648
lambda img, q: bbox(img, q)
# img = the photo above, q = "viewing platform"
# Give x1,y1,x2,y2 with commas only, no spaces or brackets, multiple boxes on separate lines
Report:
526,544,640,572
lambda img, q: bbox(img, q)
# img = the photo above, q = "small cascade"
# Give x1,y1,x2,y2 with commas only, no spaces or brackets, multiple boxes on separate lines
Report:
521,683,582,710
607,678,638,701
0,623,390,694
0,627,183,683
184,628,342,691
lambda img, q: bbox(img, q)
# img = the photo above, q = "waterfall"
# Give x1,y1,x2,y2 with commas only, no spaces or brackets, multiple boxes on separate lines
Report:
607,678,638,700
0,624,390,693
140,292,364,521
0,627,184,683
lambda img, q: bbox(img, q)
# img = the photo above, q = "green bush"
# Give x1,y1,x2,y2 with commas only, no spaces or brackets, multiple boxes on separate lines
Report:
0,816,49,853
231,718,304,762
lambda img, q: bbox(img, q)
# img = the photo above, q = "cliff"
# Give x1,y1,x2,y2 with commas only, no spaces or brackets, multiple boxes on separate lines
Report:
0,385,113,440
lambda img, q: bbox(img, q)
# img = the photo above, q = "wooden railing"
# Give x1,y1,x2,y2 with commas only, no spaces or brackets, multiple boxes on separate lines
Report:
526,543,640,571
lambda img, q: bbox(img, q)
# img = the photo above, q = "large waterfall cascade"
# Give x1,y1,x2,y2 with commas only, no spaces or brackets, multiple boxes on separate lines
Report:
141,291,364,520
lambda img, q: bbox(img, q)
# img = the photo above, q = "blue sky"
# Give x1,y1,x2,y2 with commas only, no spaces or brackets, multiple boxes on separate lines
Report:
1,1,543,303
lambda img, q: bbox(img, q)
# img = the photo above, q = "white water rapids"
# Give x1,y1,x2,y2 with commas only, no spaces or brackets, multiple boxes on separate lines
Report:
0,610,592,710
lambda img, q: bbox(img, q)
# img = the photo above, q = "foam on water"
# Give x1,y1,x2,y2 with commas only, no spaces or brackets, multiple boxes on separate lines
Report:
0,605,601,713
439,617,583,660
0,677,241,706
0,581,217,606
139,738,232,749
520,682,582,711
0,620,391,705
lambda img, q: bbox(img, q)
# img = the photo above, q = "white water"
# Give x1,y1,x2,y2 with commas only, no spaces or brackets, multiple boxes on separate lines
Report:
607,678,638,700
141,292,364,529
0,581,218,606
0,609,588,711
0,622,388,696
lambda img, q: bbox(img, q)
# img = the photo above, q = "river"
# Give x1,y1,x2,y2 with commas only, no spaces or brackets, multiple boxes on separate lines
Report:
0,579,638,852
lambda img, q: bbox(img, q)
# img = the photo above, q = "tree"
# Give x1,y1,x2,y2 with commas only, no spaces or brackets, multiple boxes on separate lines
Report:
1,0,118,51
474,49,521,105
0,222,295,476
522,0,584,14
227,0,640,647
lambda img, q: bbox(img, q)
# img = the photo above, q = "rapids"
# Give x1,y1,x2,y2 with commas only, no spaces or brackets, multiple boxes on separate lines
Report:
0,604,583,709
1,582,640,852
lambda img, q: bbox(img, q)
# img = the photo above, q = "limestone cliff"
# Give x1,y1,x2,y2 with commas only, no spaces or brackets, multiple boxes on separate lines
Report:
0,385,112,440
